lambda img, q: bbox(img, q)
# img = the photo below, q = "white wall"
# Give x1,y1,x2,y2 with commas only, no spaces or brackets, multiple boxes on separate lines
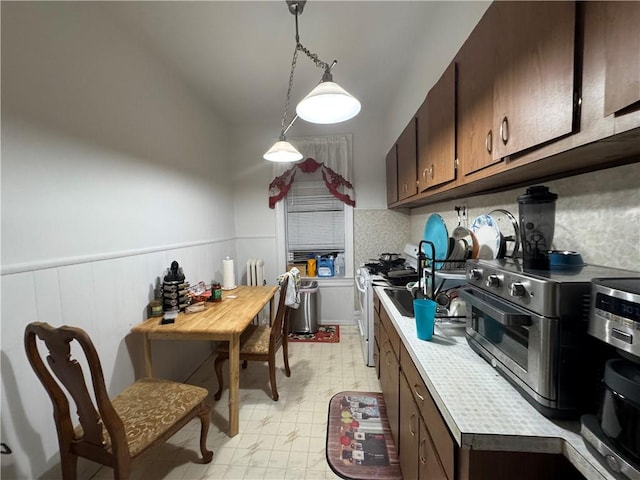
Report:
383,1,491,151
1,3,234,479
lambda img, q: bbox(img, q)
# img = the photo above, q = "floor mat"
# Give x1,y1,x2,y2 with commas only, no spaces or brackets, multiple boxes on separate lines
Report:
288,325,340,343
326,391,402,480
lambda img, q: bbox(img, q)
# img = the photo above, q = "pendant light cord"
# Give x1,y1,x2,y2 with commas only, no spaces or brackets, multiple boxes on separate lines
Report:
279,2,338,138
280,45,299,138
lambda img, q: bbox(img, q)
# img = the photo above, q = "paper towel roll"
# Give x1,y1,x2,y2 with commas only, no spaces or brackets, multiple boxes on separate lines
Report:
222,257,236,289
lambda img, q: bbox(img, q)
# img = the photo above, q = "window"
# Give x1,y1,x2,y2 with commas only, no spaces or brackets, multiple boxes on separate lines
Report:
273,135,354,278
285,169,345,263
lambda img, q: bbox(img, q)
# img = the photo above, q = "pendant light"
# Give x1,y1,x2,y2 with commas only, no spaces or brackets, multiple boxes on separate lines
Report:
296,66,361,124
263,137,303,163
263,1,361,162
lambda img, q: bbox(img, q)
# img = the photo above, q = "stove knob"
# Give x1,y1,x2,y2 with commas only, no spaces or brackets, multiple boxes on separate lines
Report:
486,274,501,288
468,269,482,281
509,283,526,297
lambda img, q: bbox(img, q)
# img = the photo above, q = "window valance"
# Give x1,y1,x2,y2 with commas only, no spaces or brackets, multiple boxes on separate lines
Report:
268,158,356,209
268,134,355,209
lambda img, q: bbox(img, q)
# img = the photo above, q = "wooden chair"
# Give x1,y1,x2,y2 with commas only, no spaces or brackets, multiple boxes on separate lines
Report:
214,275,292,401
24,322,213,480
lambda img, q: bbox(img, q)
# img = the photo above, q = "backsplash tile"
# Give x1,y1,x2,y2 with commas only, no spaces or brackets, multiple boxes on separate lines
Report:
354,209,410,267
409,163,640,270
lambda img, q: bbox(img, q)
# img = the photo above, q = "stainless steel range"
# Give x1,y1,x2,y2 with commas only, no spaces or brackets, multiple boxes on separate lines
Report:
460,258,638,419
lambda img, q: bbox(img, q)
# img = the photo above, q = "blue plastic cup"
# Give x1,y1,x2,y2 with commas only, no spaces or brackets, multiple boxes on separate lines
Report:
413,299,437,341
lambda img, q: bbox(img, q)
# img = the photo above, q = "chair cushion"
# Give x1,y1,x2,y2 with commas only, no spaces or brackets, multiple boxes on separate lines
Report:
75,378,208,457
217,325,271,355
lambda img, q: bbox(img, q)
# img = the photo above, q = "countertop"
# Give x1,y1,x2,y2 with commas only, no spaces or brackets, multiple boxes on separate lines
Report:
374,286,617,480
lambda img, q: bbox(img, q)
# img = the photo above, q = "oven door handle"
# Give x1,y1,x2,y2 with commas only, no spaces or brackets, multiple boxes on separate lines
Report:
459,288,532,327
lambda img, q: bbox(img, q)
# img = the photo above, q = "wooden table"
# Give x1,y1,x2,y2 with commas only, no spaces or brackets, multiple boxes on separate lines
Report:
131,285,278,437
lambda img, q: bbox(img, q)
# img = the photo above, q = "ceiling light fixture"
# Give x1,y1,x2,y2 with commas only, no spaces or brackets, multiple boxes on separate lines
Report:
263,0,361,162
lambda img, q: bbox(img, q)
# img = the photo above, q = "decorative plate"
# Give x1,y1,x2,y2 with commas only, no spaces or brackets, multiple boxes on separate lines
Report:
470,214,502,259
423,214,449,269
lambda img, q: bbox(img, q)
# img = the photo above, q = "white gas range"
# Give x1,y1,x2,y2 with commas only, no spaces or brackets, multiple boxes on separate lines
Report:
355,244,419,366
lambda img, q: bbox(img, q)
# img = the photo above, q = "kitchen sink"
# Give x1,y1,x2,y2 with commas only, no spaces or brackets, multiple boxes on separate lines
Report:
384,288,415,317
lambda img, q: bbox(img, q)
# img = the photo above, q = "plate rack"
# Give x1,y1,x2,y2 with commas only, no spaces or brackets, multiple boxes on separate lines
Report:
418,240,467,323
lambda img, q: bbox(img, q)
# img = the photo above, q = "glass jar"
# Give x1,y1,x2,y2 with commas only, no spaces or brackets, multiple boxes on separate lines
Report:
211,282,222,302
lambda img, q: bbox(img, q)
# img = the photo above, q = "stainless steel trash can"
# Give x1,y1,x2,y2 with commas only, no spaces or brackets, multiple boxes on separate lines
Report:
289,281,319,334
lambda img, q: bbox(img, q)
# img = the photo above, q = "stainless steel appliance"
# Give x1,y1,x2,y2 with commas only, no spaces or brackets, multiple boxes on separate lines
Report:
460,258,638,419
581,277,640,480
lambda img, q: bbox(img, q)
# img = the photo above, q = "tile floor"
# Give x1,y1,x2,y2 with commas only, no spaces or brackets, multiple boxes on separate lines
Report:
91,325,381,480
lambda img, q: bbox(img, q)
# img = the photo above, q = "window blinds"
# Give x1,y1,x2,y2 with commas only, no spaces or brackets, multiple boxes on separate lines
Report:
286,171,345,254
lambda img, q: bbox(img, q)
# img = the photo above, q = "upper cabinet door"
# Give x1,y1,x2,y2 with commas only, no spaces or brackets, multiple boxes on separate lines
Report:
456,11,499,177
417,62,456,192
492,1,577,159
397,118,417,201
386,145,398,206
604,1,640,116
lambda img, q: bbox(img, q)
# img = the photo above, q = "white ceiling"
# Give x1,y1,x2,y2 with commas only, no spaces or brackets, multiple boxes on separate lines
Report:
99,1,441,128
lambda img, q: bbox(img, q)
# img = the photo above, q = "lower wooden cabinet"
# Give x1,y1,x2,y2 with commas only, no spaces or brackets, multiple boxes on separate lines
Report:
399,372,420,479
400,371,448,479
378,310,400,447
401,343,455,480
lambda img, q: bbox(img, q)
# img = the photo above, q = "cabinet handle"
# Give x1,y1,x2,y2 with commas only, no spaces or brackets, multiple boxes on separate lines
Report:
419,438,427,464
409,413,417,436
413,384,425,401
422,168,428,180
500,116,509,145
485,130,493,154
430,164,434,179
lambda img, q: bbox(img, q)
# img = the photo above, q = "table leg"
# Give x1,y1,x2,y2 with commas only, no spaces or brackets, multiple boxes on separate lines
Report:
228,333,240,437
143,334,153,378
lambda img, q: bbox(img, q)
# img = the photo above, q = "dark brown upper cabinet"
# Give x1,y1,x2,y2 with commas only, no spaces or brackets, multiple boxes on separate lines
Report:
457,1,577,179
385,144,398,206
397,118,418,201
456,11,499,177
491,1,577,160
387,0,640,209
604,1,640,118
417,62,456,192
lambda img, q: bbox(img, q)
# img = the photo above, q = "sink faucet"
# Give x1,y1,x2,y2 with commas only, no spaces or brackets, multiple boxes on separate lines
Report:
415,240,436,300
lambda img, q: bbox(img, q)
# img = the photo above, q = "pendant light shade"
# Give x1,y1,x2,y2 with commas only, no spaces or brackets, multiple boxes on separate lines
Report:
263,139,303,162
296,81,361,124
263,1,361,161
